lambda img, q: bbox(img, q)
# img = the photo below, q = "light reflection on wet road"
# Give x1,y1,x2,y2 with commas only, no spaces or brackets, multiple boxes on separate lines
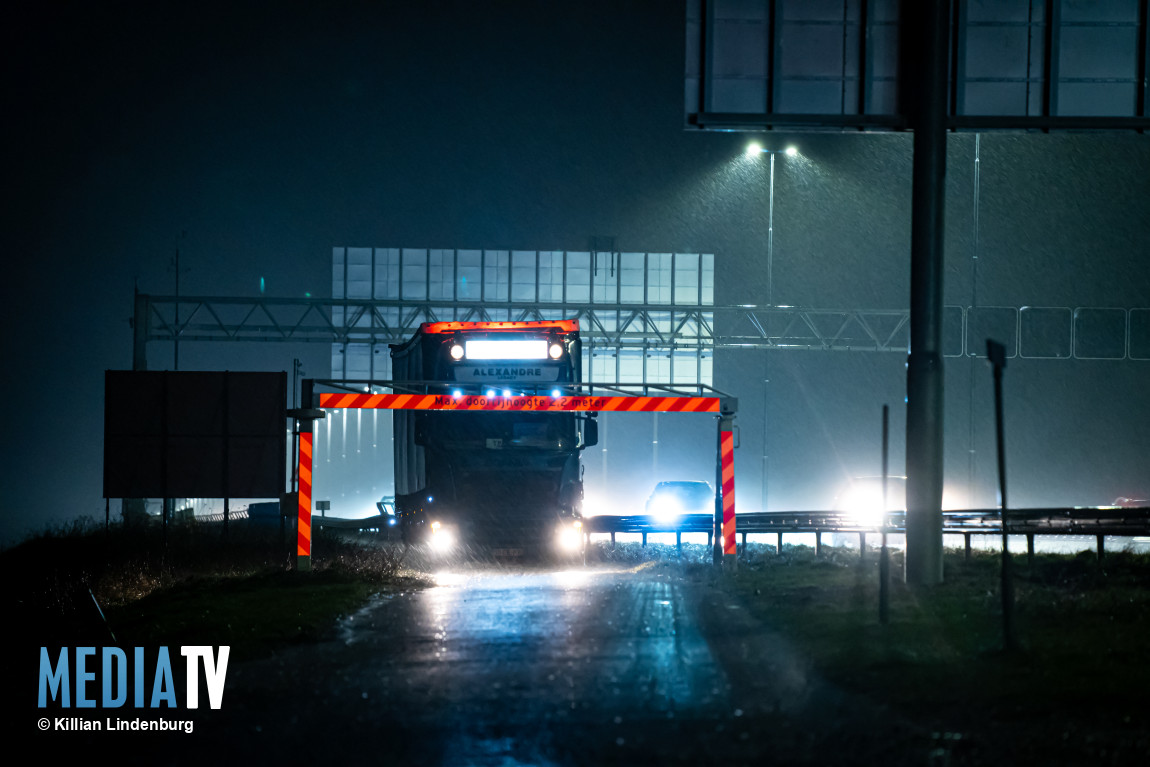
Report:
326,563,729,763
379,565,723,716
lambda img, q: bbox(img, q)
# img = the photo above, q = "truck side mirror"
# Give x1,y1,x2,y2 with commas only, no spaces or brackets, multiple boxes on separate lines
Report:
581,418,598,448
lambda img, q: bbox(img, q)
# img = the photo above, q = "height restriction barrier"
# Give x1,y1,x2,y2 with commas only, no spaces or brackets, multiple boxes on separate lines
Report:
294,385,738,570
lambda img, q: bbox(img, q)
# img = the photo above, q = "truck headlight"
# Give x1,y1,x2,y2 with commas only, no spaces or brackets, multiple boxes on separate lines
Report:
556,520,583,551
430,521,456,551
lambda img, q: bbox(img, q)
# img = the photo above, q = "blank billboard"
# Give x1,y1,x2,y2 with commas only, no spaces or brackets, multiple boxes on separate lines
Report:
104,371,287,499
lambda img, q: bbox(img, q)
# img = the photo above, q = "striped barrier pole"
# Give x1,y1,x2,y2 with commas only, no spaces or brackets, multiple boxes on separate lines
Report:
297,430,313,571
721,425,737,570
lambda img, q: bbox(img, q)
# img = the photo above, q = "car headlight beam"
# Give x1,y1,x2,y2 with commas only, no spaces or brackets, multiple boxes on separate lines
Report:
649,496,682,523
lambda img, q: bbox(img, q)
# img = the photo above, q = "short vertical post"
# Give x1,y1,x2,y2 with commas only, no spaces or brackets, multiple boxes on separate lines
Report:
161,373,169,555
1097,534,1105,560
815,532,822,558
611,531,616,549
641,531,647,547
964,532,971,562
859,532,867,563
222,372,230,541
676,531,682,555
714,416,723,567
280,491,295,563
988,339,1017,652
777,531,783,554
1026,533,1034,565
880,404,891,625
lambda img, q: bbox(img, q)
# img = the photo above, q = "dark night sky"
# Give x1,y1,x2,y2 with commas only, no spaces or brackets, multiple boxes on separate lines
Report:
3,0,1148,544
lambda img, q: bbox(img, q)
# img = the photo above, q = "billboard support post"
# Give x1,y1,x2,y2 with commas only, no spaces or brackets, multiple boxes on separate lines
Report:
904,0,948,586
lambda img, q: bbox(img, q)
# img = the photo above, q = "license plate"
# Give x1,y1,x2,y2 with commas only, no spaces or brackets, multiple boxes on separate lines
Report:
491,548,524,557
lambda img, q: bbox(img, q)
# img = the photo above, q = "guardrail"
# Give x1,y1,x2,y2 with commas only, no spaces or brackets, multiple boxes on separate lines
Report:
192,509,250,523
259,506,1150,559
586,507,1150,559
314,513,393,531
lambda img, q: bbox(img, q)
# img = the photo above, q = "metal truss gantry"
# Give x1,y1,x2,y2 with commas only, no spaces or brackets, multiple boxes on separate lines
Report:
131,293,1149,368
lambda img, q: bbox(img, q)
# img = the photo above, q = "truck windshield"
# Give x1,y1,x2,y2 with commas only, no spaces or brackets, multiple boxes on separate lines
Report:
423,412,576,451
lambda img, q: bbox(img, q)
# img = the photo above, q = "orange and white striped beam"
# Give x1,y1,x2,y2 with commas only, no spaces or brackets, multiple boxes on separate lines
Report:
316,392,721,413
721,429,736,557
298,390,732,568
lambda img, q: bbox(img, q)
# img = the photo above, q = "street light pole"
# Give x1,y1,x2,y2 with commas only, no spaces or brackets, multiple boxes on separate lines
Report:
767,150,775,307
765,151,775,515
746,143,796,513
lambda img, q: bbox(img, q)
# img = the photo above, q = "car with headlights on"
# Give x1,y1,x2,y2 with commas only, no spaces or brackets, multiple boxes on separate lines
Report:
832,476,907,528
644,481,715,526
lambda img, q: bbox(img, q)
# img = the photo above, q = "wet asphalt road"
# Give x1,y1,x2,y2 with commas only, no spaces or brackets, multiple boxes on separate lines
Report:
125,562,924,766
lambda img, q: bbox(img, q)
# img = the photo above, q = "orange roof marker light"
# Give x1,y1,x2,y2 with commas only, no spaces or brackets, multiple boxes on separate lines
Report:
420,319,579,334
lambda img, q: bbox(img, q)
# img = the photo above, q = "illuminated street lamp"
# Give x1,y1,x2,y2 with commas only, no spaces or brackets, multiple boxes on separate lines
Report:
745,143,798,514
744,143,798,305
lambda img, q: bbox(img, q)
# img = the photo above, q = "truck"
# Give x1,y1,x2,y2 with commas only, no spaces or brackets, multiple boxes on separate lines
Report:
390,319,596,556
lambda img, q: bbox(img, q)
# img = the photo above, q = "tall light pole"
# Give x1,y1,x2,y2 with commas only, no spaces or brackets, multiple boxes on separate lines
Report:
746,143,797,307
746,143,797,513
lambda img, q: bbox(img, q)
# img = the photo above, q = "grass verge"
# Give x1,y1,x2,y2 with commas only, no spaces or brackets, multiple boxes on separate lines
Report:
726,544,1150,763
2,519,425,661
